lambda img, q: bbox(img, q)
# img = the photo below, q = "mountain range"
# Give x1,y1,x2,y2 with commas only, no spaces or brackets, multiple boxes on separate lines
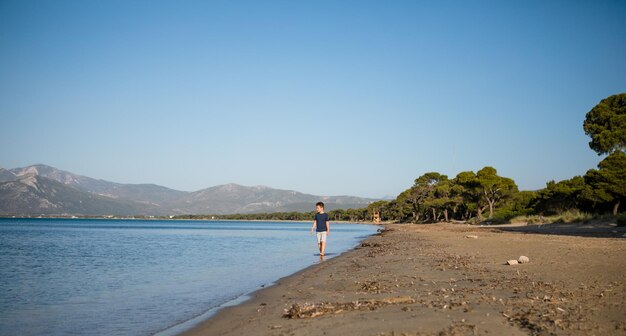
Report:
0,164,376,216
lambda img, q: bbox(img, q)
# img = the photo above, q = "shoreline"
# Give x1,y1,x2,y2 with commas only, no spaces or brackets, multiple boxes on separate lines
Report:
180,222,626,336
155,292,254,336
177,234,380,336
156,232,378,336
153,225,382,335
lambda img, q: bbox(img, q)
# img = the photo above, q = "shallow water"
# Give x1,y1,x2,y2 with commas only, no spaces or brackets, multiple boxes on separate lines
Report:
0,218,377,336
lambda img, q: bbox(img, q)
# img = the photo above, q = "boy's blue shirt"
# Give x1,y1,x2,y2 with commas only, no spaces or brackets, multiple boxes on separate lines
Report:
314,213,329,232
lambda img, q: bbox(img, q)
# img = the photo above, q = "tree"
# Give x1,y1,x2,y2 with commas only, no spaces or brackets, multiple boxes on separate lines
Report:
454,171,485,220
432,178,454,222
583,93,626,155
583,151,626,215
412,172,447,222
532,176,586,215
387,197,411,223
329,209,345,221
449,179,471,220
394,189,418,222
453,169,518,221
507,190,537,218
476,167,518,219
344,208,367,222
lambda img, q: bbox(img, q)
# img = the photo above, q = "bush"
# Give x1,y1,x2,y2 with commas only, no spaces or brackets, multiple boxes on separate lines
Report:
617,214,626,227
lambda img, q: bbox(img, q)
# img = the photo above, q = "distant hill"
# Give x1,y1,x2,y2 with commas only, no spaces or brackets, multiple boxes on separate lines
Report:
10,164,186,206
0,173,149,216
171,183,373,214
0,164,376,216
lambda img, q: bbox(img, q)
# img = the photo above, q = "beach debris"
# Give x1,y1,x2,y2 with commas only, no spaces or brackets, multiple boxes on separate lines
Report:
507,260,519,265
376,227,393,236
359,241,382,248
283,296,415,319
356,280,385,293
464,235,479,239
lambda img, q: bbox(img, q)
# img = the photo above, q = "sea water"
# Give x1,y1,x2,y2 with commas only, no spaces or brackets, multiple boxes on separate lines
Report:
0,218,377,336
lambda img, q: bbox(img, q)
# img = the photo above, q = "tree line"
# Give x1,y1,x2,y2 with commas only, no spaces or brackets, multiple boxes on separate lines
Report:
172,207,371,222
369,93,625,223
176,93,625,224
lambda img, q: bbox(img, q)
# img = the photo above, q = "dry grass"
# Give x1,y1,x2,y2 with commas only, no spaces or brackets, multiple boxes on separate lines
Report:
510,210,595,225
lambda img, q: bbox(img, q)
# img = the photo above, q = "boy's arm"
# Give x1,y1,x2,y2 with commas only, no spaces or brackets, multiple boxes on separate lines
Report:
326,221,330,235
310,221,315,234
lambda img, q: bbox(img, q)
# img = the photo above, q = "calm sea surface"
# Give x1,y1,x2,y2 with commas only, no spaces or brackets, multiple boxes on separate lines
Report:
0,218,377,336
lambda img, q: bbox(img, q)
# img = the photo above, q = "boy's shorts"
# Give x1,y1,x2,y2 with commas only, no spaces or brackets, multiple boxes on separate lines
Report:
316,231,327,243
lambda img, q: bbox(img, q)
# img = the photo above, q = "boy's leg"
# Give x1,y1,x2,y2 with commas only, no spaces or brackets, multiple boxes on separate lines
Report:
316,232,321,253
315,231,327,255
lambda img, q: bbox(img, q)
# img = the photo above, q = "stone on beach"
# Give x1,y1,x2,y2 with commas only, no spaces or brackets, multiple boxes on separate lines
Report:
518,256,530,264
464,235,478,239
506,260,519,265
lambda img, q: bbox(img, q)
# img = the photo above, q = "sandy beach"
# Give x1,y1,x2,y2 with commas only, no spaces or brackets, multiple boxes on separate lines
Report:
182,223,626,336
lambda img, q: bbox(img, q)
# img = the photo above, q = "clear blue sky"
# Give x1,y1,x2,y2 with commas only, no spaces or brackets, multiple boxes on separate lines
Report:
1,1,625,198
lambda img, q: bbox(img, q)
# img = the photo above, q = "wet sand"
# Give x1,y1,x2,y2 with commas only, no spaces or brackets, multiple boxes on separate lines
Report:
181,223,626,335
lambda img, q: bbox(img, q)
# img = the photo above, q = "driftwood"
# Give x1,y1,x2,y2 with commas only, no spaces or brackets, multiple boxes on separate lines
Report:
284,296,415,319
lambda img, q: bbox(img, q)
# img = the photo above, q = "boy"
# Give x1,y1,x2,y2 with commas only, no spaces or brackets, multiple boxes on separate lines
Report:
310,202,330,256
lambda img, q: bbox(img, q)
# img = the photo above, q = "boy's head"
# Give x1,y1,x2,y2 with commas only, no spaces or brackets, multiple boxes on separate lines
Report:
316,201,325,213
